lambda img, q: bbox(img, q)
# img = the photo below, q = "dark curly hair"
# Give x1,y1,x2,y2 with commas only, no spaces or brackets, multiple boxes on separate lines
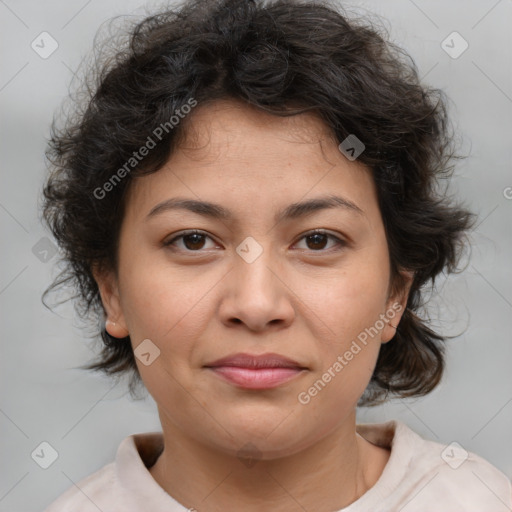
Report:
41,0,473,405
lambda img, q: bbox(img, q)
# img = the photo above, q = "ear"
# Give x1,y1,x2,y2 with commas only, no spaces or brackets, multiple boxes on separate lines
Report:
92,264,129,339
381,270,414,344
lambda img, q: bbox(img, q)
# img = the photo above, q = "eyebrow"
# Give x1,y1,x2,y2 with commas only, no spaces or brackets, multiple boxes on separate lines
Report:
146,194,365,223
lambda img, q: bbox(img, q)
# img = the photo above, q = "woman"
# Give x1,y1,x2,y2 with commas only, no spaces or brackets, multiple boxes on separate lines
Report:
41,0,511,510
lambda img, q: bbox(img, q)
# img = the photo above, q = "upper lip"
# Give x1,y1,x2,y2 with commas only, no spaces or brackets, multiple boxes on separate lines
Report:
204,353,307,369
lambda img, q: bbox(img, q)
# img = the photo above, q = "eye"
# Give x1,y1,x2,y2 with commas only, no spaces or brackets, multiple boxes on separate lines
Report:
164,229,345,253
164,230,218,251
293,230,345,252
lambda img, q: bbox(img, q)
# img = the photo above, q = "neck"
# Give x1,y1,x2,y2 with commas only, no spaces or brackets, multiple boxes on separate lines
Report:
149,410,388,512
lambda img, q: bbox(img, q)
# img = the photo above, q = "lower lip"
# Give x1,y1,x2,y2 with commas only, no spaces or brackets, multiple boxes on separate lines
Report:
206,366,305,389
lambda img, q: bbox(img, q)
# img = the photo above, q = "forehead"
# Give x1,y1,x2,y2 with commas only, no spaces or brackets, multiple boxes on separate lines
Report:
123,98,377,221
178,98,337,151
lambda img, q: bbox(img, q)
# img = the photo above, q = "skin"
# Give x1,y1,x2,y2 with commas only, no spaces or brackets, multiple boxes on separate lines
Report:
94,98,411,511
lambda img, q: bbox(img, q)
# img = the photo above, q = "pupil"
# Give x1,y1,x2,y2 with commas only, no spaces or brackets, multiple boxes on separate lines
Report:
308,233,327,250
185,233,204,250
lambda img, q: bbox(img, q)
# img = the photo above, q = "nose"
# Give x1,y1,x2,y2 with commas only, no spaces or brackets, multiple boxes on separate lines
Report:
218,244,296,332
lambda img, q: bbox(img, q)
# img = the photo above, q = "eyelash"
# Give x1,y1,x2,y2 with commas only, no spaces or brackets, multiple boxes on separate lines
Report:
163,229,346,253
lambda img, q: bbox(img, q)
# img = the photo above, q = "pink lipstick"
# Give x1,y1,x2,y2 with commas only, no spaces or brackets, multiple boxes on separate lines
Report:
204,353,307,389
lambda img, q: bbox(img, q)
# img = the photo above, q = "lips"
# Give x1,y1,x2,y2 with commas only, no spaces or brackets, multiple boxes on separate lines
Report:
204,353,307,389
205,353,305,369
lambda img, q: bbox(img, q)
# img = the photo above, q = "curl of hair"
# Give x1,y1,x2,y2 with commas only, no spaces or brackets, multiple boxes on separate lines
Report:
42,0,474,404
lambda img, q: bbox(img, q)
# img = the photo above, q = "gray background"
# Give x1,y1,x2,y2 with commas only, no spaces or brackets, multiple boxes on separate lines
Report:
1,0,511,510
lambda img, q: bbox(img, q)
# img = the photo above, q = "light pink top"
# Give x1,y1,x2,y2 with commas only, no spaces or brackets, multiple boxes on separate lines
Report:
43,420,511,511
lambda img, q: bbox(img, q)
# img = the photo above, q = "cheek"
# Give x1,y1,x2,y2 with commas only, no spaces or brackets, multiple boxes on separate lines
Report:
310,261,390,343
297,277,384,427
297,256,389,403
118,262,213,396
116,262,220,399
118,253,211,339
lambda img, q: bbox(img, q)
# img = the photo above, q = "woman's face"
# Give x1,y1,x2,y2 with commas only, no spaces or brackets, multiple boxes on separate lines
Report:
96,99,408,459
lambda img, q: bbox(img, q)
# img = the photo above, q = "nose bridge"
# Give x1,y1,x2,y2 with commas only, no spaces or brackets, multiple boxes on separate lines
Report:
233,235,278,296
220,234,294,330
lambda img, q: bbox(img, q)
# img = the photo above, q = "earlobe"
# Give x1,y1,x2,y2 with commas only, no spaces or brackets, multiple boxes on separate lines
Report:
92,265,129,338
381,320,399,344
105,319,129,339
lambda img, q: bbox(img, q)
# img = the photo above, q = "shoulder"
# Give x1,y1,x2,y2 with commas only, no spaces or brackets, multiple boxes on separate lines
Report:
392,420,511,509
42,432,167,512
42,462,120,512
356,420,512,511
